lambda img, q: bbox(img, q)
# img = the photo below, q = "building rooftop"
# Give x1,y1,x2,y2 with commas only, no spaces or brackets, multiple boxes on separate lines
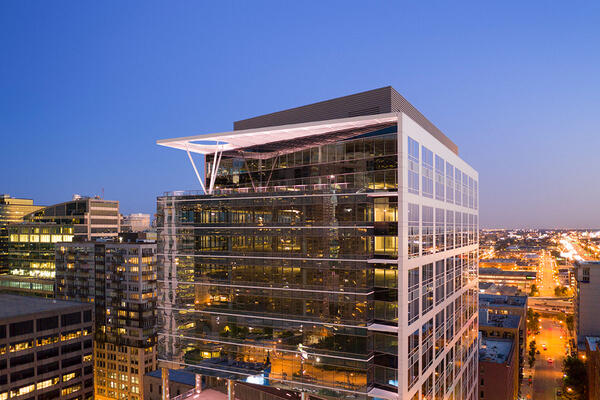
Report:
157,87,459,157
479,294,527,308
0,294,87,320
479,267,537,278
479,310,521,329
480,258,520,264
146,368,196,387
586,337,600,352
478,282,521,296
479,337,513,364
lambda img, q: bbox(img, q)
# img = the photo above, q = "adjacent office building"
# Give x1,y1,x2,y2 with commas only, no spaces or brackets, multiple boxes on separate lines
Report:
0,197,119,297
55,240,158,400
0,294,94,400
574,261,600,345
155,87,479,399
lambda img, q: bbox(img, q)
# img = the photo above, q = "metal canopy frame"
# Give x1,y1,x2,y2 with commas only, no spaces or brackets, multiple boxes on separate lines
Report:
158,113,399,193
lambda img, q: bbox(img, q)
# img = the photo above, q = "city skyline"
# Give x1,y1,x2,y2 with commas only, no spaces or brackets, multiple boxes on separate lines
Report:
2,1,599,228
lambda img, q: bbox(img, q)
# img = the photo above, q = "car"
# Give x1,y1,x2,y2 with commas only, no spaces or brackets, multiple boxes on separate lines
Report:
547,358,554,364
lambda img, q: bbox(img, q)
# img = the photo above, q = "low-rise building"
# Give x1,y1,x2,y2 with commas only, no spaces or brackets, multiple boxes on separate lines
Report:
479,310,523,382
479,294,527,376
478,337,518,400
479,268,536,294
0,294,94,400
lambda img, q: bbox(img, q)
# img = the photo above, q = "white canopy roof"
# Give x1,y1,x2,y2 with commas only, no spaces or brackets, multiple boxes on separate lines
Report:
156,113,398,155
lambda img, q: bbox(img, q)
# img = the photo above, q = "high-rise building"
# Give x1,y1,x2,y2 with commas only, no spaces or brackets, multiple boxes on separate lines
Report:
55,239,158,400
156,87,479,400
0,197,119,297
0,294,94,400
0,194,44,275
574,261,600,345
26,196,120,240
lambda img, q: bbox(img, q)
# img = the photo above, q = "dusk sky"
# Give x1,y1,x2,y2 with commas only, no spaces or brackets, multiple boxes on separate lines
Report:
1,1,599,229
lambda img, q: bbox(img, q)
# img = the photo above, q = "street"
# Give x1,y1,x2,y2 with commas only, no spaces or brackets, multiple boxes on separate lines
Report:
524,318,568,399
537,251,558,297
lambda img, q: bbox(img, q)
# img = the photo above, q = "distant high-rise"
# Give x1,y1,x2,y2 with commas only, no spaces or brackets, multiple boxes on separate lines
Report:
55,239,158,400
0,194,45,225
156,87,479,399
0,194,44,275
0,294,94,400
0,197,119,296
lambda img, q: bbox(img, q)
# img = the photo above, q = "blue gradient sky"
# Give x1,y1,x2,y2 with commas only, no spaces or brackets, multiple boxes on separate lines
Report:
1,1,599,228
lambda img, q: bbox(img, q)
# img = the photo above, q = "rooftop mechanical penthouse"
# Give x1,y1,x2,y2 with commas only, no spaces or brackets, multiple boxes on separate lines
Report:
156,87,479,400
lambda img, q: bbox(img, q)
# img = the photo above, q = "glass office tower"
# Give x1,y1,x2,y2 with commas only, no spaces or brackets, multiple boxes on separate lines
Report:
156,87,479,400
0,197,120,297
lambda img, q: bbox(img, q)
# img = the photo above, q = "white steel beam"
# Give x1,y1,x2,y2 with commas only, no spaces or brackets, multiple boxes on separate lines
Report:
186,145,207,194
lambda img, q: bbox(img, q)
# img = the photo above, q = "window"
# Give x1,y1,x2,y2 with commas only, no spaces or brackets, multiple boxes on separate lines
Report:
408,268,420,325
435,208,445,253
435,260,445,306
408,329,420,388
582,268,590,283
422,263,434,315
435,310,445,357
435,155,445,201
37,316,59,332
422,146,434,198
9,320,33,337
408,137,420,194
446,211,454,250
61,312,81,327
422,206,434,254
422,318,434,370
462,172,469,207
408,203,420,258
455,168,462,206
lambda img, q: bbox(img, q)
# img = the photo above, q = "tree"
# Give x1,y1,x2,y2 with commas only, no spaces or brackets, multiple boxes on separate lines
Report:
527,309,541,334
528,340,537,368
566,315,574,333
529,284,539,297
554,286,568,297
562,355,587,399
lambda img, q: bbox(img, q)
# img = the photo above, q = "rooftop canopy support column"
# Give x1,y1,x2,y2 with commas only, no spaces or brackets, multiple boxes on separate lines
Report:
208,142,224,194
186,145,207,194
